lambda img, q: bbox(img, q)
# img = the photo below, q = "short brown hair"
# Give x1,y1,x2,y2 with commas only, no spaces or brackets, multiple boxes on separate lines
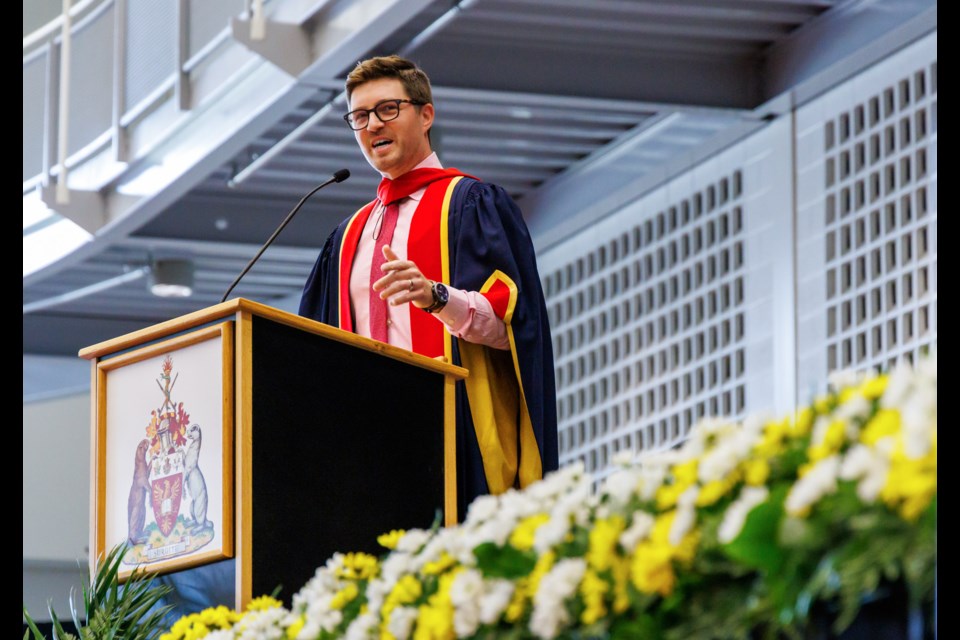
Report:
345,55,433,105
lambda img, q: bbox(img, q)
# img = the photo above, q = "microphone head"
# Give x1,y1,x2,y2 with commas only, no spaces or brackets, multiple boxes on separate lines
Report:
333,169,350,183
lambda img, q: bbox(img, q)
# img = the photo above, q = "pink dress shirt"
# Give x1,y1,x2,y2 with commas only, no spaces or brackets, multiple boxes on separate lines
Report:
348,153,509,351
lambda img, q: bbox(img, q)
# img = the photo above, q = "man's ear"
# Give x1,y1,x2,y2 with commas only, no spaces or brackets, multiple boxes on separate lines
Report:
420,103,435,135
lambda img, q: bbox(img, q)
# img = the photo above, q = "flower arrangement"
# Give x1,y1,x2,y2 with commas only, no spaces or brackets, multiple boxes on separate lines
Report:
161,354,937,639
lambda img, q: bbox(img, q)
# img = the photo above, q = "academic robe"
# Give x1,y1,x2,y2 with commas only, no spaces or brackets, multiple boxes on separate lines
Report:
299,172,558,520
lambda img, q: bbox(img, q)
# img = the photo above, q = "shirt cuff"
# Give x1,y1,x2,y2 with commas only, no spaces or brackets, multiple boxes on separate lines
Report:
434,285,470,328
433,285,510,350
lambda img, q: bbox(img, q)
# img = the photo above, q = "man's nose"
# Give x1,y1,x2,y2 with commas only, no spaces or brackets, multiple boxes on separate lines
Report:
366,115,385,132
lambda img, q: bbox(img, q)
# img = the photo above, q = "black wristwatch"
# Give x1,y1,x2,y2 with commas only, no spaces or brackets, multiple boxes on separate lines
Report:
423,281,449,313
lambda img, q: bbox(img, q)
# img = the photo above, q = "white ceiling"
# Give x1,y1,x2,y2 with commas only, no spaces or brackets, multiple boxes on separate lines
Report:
22,0,937,395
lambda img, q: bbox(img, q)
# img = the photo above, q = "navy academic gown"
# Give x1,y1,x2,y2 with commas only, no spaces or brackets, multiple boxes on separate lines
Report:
299,174,558,520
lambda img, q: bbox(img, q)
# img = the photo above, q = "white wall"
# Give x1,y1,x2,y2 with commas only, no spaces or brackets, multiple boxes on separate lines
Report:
23,391,91,621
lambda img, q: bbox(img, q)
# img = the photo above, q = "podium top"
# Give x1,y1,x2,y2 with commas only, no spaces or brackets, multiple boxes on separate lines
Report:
78,298,468,379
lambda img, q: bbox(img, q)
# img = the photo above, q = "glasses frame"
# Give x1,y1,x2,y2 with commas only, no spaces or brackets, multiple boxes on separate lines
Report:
343,99,426,130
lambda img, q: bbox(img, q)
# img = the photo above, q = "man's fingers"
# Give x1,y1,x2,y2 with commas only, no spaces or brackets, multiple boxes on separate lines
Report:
382,244,399,261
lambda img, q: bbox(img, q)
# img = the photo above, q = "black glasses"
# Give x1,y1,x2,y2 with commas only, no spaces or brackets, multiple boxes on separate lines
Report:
343,99,424,130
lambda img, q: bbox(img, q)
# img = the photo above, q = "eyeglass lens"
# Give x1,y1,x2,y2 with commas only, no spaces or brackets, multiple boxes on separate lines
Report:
348,101,403,129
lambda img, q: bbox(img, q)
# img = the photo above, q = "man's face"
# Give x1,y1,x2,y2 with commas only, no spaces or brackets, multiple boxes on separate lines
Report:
349,78,434,179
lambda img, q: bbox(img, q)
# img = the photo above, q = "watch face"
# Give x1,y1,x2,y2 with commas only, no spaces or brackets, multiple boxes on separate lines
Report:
435,282,449,304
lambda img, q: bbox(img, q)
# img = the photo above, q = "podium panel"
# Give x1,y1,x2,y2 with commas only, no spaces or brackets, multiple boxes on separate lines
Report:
80,299,466,611
247,315,446,599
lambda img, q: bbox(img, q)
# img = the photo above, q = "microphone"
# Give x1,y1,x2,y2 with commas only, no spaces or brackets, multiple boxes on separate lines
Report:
219,169,350,303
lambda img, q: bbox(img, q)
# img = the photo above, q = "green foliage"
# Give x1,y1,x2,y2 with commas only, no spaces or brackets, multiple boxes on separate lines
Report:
23,544,173,640
473,542,538,579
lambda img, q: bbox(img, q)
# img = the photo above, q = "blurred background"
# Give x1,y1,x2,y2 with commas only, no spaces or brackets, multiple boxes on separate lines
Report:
23,0,936,623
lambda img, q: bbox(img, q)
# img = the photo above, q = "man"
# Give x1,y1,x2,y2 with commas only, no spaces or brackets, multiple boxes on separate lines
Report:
299,55,557,518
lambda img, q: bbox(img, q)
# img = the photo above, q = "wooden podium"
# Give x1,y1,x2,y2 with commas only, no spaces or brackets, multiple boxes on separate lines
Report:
79,298,467,609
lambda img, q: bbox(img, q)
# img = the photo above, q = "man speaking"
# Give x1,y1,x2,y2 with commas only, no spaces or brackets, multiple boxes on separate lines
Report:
299,55,557,518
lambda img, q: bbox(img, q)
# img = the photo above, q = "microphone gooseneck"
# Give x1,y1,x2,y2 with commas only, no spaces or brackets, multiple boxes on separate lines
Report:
219,169,351,303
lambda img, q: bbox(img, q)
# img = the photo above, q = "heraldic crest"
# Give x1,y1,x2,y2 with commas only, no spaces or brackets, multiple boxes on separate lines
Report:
124,355,213,565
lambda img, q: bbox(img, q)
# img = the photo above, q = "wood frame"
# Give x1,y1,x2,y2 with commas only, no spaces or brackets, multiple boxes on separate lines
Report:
92,322,235,581
81,299,467,607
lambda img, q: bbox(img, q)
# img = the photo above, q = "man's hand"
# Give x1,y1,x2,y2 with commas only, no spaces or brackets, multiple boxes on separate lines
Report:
373,245,435,309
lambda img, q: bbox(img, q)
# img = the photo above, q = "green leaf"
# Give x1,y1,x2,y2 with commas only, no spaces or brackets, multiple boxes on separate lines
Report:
473,542,538,579
721,486,787,574
610,613,660,640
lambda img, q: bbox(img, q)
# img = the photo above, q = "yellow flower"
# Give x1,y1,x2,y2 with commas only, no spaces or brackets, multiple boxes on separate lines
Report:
382,574,423,620
881,441,937,521
509,513,550,551
413,568,459,640
756,418,789,457
809,420,847,462
650,511,674,544
630,541,675,596
861,409,901,445
656,481,687,511
610,554,631,614
586,515,625,572
331,582,360,610
422,552,456,576
860,374,888,400
504,591,526,623
673,459,699,486
696,471,741,507
286,615,305,639
791,407,815,437
505,550,555,622
813,395,833,415
245,596,282,612
673,529,701,565
378,529,406,550
743,458,770,486
163,605,241,640
579,569,608,625
338,552,380,580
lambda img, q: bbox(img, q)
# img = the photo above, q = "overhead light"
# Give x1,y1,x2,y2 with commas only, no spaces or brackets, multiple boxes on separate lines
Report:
149,259,194,298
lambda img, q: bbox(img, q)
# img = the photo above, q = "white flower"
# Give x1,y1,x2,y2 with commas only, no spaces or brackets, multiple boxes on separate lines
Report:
343,612,379,640
828,368,862,392
479,579,515,624
620,511,655,549
834,393,871,434
901,386,937,458
880,363,915,409
530,558,587,639
698,439,742,483
396,529,432,553
299,597,342,635
532,513,570,553
742,412,771,440
203,632,235,640
602,467,641,505
785,455,841,516
840,443,891,502
386,606,418,640
236,606,289,640
528,463,584,502
533,481,591,553
718,486,769,543
450,569,484,636
366,551,416,615
670,500,697,546
810,415,832,448
635,462,670,501
465,494,501,525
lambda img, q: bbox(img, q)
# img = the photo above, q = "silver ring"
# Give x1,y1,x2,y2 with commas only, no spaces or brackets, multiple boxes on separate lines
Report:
408,279,415,292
